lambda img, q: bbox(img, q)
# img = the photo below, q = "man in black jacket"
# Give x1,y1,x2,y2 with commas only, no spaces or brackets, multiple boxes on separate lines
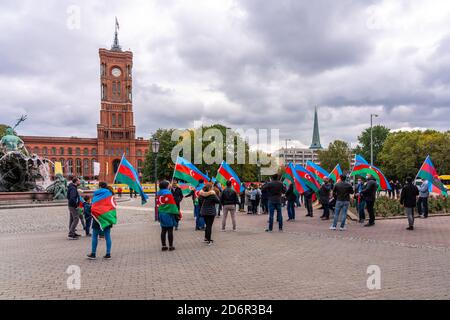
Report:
400,177,419,230
171,182,184,230
330,175,354,230
220,180,240,231
285,183,297,221
362,174,378,227
67,177,81,239
263,174,287,232
319,178,332,220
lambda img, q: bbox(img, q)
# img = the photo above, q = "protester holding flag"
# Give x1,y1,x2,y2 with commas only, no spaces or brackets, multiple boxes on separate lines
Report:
171,182,184,230
362,174,378,227
417,180,430,219
87,182,116,260
400,177,419,230
199,184,221,245
114,154,148,205
220,180,240,231
187,180,206,230
157,180,180,251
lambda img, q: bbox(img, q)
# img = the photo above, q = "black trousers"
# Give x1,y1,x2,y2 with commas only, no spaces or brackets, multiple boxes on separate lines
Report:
305,198,313,216
161,227,174,247
203,215,215,241
366,200,375,224
321,202,330,219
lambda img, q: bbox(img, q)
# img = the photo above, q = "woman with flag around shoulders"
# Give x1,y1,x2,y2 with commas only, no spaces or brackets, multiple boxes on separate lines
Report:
157,180,180,251
87,182,116,260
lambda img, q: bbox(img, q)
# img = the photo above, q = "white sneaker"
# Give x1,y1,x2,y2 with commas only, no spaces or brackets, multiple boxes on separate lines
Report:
339,227,347,231
329,226,337,231
220,229,226,232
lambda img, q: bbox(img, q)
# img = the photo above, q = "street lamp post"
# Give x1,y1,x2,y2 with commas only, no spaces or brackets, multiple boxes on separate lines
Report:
370,114,378,166
151,138,160,221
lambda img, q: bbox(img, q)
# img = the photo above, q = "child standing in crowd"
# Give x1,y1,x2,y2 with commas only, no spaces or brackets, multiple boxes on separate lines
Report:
83,196,92,237
157,180,180,251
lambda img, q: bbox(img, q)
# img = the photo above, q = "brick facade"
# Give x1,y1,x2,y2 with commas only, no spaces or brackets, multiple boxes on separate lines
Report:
22,42,149,183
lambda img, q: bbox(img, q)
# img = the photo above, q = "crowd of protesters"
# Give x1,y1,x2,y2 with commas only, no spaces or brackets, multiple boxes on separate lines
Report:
65,170,433,260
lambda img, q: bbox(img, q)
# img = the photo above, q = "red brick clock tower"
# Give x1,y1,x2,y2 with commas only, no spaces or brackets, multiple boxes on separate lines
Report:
97,29,146,183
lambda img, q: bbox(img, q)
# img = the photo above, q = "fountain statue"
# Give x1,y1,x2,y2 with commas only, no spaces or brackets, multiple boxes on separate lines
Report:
0,115,53,192
46,173,68,200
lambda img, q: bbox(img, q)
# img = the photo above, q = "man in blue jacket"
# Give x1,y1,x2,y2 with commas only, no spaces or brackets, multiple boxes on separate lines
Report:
67,177,81,240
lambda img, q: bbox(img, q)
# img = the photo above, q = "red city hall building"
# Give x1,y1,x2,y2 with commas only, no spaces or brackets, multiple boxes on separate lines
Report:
22,31,149,183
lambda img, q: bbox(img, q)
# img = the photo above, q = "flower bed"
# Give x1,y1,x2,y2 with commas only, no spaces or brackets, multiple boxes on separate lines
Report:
349,196,450,218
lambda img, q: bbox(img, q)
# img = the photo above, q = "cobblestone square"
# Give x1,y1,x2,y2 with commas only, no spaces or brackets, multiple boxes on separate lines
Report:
1,197,450,299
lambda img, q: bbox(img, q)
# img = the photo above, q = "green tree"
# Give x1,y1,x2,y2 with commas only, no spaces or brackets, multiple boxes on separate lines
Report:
142,124,266,182
378,130,450,181
355,125,390,165
317,140,351,172
0,124,10,137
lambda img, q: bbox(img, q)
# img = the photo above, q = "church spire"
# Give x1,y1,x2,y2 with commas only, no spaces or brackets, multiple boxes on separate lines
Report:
309,106,323,150
111,17,122,52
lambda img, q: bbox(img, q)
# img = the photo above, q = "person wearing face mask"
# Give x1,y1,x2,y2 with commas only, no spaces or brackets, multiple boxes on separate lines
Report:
361,174,378,227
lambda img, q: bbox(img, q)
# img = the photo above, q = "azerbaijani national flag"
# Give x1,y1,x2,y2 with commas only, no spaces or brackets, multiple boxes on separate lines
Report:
215,161,244,193
173,156,210,187
417,155,448,197
285,162,309,195
91,188,117,230
178,182,195,197
156,189,180,214
114,154,149,204
350,154,391,190
328,164,343,183
295,165,321,193
305,161,330,184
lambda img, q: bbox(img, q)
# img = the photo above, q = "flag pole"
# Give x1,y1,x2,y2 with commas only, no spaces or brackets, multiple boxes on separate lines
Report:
171,156,179,184
112,153,126,184
414,155,429,182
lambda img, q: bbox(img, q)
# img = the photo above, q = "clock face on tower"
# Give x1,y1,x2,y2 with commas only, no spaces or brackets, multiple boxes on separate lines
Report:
111,67,122,77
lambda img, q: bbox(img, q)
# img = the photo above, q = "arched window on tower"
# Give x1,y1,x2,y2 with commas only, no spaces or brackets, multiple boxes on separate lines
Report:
128,86,132,102
112,114,116,126
101,84,106,100
118,114,122,127
117,81,121,96
112,82,116,95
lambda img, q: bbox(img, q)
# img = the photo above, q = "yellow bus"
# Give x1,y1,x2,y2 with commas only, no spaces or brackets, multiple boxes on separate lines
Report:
439,175,450,191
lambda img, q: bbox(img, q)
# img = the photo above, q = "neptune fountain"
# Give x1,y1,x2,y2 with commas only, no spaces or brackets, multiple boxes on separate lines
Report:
0,116,54,193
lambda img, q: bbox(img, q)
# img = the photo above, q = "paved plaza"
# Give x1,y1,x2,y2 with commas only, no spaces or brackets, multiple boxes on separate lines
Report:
1,197,450,300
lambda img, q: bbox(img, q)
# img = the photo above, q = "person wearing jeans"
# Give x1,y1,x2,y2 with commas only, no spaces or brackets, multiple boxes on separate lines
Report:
263,174,286,232
330,174,354,231
87,182,115,260
417,180,429,218
285,183,297,221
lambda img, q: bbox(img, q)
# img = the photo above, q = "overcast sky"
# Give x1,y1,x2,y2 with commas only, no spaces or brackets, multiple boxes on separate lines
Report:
1,0,450,152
